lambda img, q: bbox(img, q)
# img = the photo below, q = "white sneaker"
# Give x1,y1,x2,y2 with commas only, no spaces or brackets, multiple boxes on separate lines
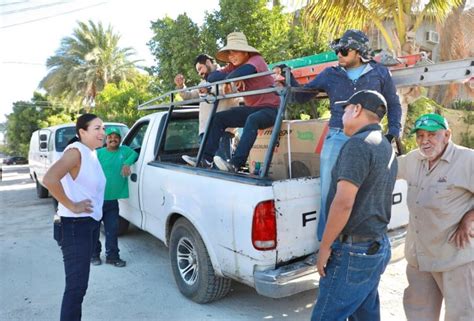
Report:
182,155,213,168
182,155,197,166
213,156,237,172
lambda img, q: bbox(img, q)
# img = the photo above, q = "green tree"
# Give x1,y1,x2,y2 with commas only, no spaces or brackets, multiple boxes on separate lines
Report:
4,93,70,156
94,73,156,127
301,0,463,54
148,14,201,93
40,20,139,108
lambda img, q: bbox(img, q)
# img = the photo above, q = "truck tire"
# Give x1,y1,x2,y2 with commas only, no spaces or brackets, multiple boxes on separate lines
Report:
117,216,130,236
169,218,231,303
36,180,49,199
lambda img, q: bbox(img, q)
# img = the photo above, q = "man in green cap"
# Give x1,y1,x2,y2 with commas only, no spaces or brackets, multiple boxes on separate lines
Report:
397,113,473,321
91,127,138,267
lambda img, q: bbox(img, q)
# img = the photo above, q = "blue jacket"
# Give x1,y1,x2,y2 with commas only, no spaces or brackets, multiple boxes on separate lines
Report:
292,61,402,137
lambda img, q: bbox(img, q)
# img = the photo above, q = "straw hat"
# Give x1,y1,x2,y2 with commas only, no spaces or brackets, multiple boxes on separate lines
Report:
216,32,260,63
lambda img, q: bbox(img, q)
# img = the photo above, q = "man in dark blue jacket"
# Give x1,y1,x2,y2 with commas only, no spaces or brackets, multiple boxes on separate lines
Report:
282,29,401,241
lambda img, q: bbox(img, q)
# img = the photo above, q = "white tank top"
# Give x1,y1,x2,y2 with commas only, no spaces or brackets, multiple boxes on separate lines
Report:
57,142,106,221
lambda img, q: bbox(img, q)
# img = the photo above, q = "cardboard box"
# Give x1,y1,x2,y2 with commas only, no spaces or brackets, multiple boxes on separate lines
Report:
248,119,329,180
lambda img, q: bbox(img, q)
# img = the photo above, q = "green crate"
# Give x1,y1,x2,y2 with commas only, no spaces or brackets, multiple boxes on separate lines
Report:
269,51,337,70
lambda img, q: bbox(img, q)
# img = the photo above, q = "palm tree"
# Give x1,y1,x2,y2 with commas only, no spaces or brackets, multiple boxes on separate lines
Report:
40,20,139,108
301,0,464,55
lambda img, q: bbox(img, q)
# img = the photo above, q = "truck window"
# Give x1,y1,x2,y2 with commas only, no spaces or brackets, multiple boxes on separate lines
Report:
162,118,200,155
123,121,149,156
55,127,76,152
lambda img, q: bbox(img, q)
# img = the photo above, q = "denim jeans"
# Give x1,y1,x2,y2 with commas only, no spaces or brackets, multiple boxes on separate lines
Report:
203,106,277,168
60,217,99,321
311,234,391,321
93,200,120,260
200,131,233,161
317,128,349,240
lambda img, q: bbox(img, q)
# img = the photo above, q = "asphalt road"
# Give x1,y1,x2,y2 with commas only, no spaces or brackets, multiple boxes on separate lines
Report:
0,165,409,321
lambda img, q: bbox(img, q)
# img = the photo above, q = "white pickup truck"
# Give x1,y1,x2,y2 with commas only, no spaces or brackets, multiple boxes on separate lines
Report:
117,75,409,303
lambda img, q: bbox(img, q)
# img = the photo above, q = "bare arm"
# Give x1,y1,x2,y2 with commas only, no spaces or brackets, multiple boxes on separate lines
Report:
317,180,358,277
43,148,93,214
449,209,474,249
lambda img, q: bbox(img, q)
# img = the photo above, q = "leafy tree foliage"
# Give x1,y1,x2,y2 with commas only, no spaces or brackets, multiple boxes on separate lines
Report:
148,14,201,93
4,93,72,156
40,20,139,107
94,73,156,127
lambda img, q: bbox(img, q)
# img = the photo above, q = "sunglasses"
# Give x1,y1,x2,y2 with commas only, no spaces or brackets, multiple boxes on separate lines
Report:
335,47,353,57
415,118,447,129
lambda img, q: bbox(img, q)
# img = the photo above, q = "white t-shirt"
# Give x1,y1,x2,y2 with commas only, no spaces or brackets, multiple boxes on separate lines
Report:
57,142,106,221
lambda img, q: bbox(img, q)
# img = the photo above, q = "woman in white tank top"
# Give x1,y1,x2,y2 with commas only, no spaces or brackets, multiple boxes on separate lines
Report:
44,113,106,321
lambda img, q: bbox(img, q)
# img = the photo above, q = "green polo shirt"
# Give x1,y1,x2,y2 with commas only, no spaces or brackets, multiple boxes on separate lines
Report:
97,146,138,200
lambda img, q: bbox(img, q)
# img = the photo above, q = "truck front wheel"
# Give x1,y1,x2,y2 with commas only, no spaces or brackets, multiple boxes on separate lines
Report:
169,218,231,303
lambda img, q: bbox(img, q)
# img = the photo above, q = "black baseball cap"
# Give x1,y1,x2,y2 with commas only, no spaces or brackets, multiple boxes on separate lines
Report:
337,90,387,119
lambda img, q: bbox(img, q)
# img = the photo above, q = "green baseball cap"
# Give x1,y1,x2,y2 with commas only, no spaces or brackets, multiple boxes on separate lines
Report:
105,127,121,137
410,113,449,134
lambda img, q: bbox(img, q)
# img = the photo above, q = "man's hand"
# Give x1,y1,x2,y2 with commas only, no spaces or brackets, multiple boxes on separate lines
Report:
316,245,332,277
174,74,185,88
449,210,474,249
71,199,93,214
121,165,131,177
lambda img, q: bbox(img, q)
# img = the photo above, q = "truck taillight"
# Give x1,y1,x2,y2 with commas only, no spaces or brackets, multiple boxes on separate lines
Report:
252,200,277,251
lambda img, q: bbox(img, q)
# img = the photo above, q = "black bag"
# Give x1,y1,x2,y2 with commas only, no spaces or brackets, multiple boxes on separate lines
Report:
53,215,62,246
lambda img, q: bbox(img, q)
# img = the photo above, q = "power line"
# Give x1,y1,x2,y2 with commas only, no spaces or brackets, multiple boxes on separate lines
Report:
1,1,71,15
0,1,107,29
2,61,44,66
0,1,30,8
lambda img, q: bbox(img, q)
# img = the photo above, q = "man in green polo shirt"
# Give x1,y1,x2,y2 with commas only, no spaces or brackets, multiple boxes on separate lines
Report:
91,127,138,267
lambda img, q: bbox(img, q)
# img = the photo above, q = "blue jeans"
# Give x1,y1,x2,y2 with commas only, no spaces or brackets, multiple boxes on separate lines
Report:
200,131,233,161
60,217,99,321
93,200,120,260
318,128,349,240
311,235,391,321
203,106,278,168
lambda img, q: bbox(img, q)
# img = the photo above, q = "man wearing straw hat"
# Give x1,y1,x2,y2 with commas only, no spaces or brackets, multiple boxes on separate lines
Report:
397,113,473,321
182,32,280,172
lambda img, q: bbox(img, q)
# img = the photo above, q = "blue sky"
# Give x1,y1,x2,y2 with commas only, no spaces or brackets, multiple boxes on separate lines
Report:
0,0,221,122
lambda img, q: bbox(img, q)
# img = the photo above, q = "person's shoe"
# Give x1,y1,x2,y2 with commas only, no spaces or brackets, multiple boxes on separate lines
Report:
106,258,126,267
182,155,213,169
182,155,197,166
213,156,237,172
91,256,102,266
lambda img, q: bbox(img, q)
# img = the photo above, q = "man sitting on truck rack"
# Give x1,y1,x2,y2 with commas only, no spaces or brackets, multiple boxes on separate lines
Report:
313,90,396,321
277,29,402,241
182,32,280,172
175,54,240,161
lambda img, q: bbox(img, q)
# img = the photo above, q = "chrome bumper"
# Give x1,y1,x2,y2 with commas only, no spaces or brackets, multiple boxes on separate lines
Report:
254,254,319,298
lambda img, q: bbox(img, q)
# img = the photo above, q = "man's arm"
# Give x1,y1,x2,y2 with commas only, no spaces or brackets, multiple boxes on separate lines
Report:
449,209,474,249
381,67,402,138
317,180,359,277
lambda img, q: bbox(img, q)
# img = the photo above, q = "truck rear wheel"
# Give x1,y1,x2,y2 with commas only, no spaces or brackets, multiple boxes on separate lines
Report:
36,180,49,199
169,218,231,303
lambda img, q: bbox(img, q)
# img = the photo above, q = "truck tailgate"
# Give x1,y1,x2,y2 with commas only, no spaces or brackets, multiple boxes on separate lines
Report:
272,177,320,264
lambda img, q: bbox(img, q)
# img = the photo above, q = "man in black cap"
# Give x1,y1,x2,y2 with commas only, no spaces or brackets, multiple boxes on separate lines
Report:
277,29,402,242
311,90,397,321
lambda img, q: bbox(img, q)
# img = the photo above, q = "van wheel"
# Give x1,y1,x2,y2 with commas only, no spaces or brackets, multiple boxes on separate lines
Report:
36,181,49,198
169,218,231,303
117,216,130,236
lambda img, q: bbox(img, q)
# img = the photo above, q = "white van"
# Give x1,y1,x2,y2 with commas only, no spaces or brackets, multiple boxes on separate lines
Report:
29,122,129,198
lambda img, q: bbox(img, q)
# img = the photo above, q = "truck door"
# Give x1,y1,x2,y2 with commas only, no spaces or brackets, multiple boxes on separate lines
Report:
119,121,150,228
